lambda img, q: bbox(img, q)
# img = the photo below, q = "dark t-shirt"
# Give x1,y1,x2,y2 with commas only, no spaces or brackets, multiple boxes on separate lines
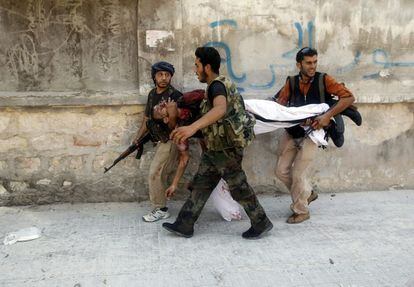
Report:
207,81,227,104
145,86,182,118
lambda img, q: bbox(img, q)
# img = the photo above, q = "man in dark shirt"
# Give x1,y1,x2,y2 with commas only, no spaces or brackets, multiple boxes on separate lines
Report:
133,61,182,222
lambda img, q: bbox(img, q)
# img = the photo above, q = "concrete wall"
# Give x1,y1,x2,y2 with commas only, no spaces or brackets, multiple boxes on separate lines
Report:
0,0,413,205
141,0,414,102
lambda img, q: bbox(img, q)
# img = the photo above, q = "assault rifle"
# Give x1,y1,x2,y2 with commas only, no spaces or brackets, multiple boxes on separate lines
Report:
104,132,152,173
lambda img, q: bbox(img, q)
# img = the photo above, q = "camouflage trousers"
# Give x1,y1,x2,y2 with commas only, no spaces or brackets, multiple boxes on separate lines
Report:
174,148,271,232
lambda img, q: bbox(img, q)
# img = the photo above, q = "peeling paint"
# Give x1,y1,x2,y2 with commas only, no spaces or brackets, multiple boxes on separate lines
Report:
146,30,175,50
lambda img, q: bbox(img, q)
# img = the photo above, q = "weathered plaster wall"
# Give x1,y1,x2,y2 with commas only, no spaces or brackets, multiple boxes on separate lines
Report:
0,105,201,205
1,0,413,101
0,0,413,205
0,0,138,92
0,102,412,205
244,103,414,192
0,105,141,205
173,0,414,101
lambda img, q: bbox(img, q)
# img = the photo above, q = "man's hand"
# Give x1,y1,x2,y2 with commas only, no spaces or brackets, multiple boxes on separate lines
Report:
301,118,313,126
170,125,197,144
165,184,177,199
166,98,178,119
170,94,226,144
311,114,331,130
133,137,140,145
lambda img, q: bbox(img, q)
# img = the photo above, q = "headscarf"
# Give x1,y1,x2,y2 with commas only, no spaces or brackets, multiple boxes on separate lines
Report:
151,61,175,80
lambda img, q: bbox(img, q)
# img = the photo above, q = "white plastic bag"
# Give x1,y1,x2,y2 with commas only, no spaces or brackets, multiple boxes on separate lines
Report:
3,227,42,245
211,179,243,221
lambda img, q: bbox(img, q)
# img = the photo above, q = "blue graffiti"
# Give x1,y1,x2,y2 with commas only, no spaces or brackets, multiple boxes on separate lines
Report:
204,41,247,83
248,64,277,89
363,49,414,79
206,21,314,90
205,19,413,90
282,22,303,59
282,21,315,59
372,49,414,67
337,51,362,74
207,20,278,89
209,19,238,29
307,21,314,48
362,72,381,80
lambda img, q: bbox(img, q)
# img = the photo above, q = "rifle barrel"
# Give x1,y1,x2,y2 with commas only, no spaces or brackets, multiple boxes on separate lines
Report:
104,164,115,173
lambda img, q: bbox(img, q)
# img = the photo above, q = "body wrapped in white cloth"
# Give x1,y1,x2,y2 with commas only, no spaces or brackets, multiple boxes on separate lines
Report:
211,100,330,221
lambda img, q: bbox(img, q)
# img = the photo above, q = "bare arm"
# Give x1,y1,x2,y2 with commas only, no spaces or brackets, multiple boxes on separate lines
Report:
276,80,291,106
312,95,355,129
165,149,190,199
170,95,227,144
312,75,355,129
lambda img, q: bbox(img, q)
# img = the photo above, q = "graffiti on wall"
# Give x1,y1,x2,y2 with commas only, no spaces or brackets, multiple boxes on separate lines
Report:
0,0,135,91
205,19,414,93
362,49,414,79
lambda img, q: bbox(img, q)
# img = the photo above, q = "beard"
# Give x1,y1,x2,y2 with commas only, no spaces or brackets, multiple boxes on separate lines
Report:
198,69,208,83
156,79,170,89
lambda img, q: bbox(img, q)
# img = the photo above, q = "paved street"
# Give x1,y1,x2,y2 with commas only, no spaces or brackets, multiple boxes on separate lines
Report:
1,190,413,287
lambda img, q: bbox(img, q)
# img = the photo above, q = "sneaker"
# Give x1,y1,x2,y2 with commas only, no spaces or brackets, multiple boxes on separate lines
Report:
286,212,310,224
307,190,318,204
142,208,170,222
242,221,273,240
162,222,193,238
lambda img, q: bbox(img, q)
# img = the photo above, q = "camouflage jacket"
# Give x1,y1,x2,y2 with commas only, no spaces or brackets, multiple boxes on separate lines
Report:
200,75,255,151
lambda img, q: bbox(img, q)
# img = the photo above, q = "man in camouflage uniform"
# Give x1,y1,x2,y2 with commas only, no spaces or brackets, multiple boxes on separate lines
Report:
162,47,273,239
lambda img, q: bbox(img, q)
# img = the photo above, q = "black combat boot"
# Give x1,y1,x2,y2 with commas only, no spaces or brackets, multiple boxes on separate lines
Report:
162,222,194,238
242,220,273,240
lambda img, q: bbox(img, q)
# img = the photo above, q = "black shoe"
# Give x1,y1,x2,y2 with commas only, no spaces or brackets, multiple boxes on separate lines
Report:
342,106,362,126
162,222,194,238
242,221,273,240
327,120,344,148
327,99,362,127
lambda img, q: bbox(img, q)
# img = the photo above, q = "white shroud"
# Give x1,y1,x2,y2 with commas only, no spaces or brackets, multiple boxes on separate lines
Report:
244,99,330,147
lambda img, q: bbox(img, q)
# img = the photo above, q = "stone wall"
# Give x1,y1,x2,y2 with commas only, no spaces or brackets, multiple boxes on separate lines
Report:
0,105,142,205
0,104,202,205
0,0,413,205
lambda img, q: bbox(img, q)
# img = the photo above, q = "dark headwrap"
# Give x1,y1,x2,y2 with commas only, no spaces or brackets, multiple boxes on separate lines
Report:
151,61,175,80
